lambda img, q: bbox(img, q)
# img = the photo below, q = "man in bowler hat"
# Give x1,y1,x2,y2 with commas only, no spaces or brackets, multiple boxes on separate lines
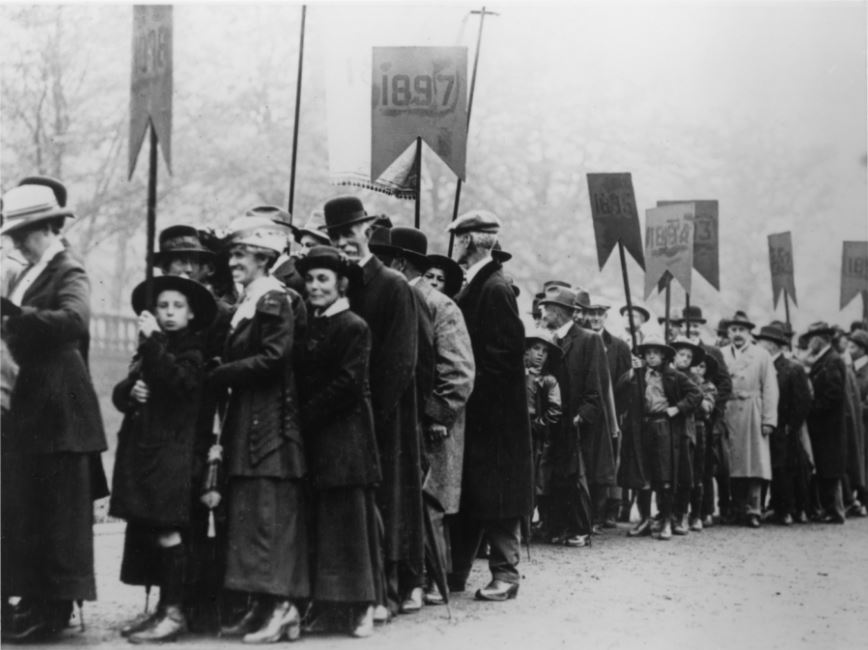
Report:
323,196,424,618
446,209,533,601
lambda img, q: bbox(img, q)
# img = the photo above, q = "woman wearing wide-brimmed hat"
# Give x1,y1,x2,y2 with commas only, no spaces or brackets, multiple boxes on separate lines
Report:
1,178,108,641
295,246,382,638
423,253,464,298
206,215,309,643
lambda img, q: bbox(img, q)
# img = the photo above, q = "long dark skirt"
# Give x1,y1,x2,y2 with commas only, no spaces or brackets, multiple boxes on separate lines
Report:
225,477,309,599
311,487,380,604
1,452,97,601
645,418,693,489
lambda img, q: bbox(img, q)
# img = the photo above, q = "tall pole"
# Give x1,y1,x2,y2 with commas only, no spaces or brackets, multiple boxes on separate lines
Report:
619,241,639,353
684,292,691,338
783,291,791,332
145,124,158,306
447,7,497,257
287,4,307,222
414,136,422,229
664,274,672,343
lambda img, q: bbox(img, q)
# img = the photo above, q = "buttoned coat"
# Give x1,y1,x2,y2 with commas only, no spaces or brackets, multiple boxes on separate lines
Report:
854,360,868,483
297,308,381,490
347,255,423,565
601,329,632,419
413,279,475,514
806,346,848,479
552,323,614,486
769,354,813,471
722,342,779,480
455,260,532,519
209,288,305,479
843,364,865,488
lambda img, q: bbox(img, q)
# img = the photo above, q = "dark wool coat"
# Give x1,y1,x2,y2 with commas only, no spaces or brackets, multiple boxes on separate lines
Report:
272,257,306,297
110,329,204,528
615,365,702,489
770,354,813,470
297,308,381,490
703,343,732,422
602,329,632,419
807,346,848,479
209,288,305,479
455,260,533,519
552,323,614,486
347,255,423,565
412,284,436,425
855,361,868,484
843,364,866,488
413,279,475,514
4,250,106,454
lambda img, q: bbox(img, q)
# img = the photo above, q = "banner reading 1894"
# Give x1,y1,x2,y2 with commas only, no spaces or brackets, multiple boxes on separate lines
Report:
129,5,173,178
371,47,467,183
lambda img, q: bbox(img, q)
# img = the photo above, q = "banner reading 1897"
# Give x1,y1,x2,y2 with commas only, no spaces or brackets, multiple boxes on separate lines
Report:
371,47,467,183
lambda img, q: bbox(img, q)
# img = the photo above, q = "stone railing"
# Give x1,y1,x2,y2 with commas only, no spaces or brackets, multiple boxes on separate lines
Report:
90,313,138,356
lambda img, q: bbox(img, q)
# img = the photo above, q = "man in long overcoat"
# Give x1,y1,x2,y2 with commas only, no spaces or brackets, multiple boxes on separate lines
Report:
1,179,108,641
755,324,813,525
847,329,868,513
539,287,608,544
385,227,476,606
446,210,532,602
324,197,423,617
804,322,849,522
721,311,778,527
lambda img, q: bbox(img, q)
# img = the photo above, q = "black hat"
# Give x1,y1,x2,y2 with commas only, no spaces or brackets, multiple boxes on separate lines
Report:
671,336,706,366
543,280,571,292
680,305,707,324
716,318,730,336
492,241,512,263
154,225,215,264
425,253,464,298
769,320,794,338
849,329,868,353
723,310,755,331
377,226,429,269
323,196,377,232
802,321,837,340
131,275,217,332
695,351,718,378
755,323,791,347
539,287,580,312
368,224,393,258
620,302,650,322
574,288,592,310
295,245,362,288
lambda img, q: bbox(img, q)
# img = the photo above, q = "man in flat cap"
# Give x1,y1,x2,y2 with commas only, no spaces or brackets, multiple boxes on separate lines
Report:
1,178,108,641
538,287,607,544
446,210,532,602
323,197,423,618
721,311,779,528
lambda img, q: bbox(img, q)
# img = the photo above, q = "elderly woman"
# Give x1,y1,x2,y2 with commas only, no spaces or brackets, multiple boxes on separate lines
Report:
207,215,308,643
295,246,381,638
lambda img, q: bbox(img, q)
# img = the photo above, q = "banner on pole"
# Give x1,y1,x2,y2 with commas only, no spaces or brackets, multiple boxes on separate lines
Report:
658,200,719,290
129,5,173,178
644,203,695,299
372,47,468,183
586,173,645,270
767,232,797,308
841,241,868,309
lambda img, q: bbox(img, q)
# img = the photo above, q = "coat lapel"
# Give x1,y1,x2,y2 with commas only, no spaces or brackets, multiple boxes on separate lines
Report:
20,250,66,305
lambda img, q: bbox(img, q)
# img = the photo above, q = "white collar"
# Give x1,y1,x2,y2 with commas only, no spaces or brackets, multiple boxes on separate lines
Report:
555,320,574,340
230,274,285,330
771,351,782,361
320,296,350,318
8,239,65,306
35,239,66,267
358,252,374,268
464,254,492,286
854,355,868,371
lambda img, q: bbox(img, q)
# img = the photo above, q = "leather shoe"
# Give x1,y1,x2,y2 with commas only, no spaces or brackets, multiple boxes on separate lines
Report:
563,534,590,547
129,605,188,644
794,511,808,524
778,513,793,526
702,515,714,528
399,588,423,613
220,598,268,637
372,604,391,625
350,605,374,638
627,518,652,537
242,601,300,644
658,521,672,540
423,584,445,606
475,580,519,602
602,517,618,529
689,517,703,532
121,609,162,637
672,517,689,535
746,515,761,528
819,513,845,525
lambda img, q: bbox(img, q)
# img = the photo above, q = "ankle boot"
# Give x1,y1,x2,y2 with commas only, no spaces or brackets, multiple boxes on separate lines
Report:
243,598,300,644
129,545,188,644
221,596,267,637
128,605,187,644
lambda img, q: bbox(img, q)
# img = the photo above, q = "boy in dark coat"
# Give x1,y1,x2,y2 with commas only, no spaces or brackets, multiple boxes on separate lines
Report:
110,275,216,642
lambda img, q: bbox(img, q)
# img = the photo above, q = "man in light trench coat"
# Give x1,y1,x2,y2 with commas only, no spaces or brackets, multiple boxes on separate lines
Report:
721,311,779,527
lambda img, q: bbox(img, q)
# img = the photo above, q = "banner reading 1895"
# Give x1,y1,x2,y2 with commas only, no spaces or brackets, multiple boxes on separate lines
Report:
371,47,467,182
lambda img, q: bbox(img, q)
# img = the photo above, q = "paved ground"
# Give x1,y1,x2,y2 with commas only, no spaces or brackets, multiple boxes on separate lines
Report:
31,515,868,650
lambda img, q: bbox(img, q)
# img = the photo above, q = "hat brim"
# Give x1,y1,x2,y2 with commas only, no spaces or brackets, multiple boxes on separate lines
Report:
154,248,215,264
538,298,579,312
492,249,512,263
1,208,74,237
802,327,837,340
620,305,650,321
682,317,707,324
322,214,378,232
754,332,791,347
671,341,706,366
425,254,463,298
292,227,330,246
375,244,429,269
295,254,363,289
131,276,217,332
725,319,756,331
525,336,562,361
636,342,676,358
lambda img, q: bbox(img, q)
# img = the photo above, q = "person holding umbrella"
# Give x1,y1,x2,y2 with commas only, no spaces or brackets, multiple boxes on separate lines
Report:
109,275,216,643
207,215,309,643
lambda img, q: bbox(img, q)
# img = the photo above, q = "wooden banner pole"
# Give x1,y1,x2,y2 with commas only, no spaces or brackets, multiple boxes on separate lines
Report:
783,291,792,332
664,275,672,343
414,136,422,229
287,4,307,222
684,292,691,338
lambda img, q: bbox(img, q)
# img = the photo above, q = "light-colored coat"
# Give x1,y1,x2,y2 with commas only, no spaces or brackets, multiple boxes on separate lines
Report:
413,278,475,514
723,342,779,479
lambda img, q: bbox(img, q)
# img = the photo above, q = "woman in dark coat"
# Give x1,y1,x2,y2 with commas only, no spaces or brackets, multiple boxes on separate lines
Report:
207,216,309,643
109,275,216,642
296,246,382,638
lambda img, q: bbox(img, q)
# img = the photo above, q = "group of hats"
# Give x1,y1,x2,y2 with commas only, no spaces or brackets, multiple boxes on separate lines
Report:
537,283,609,312
1,176,74,237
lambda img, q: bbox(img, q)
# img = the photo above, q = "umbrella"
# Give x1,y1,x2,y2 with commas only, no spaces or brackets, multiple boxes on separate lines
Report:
422,493,452,619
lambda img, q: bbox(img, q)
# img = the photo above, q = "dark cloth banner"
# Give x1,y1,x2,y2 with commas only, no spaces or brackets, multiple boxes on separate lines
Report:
768,231,797,308
840,241,868,310
586,173,645,270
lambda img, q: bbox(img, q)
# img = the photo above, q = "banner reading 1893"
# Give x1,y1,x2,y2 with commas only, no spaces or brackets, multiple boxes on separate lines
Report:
372,47,467,183
129,5,173,178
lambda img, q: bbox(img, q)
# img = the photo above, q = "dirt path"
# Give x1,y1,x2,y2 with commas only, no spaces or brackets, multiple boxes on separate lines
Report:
38,517,867,649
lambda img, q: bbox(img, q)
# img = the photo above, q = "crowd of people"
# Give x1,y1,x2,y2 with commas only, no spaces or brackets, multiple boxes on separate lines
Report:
1,175,866,644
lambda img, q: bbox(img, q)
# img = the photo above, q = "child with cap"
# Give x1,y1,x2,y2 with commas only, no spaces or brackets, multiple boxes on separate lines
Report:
524,328,563,541
689,354,719,531
109,275,217,643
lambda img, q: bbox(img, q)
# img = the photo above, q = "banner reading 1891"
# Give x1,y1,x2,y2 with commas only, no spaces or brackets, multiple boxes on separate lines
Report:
129,5,173,178
371,47,467,183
